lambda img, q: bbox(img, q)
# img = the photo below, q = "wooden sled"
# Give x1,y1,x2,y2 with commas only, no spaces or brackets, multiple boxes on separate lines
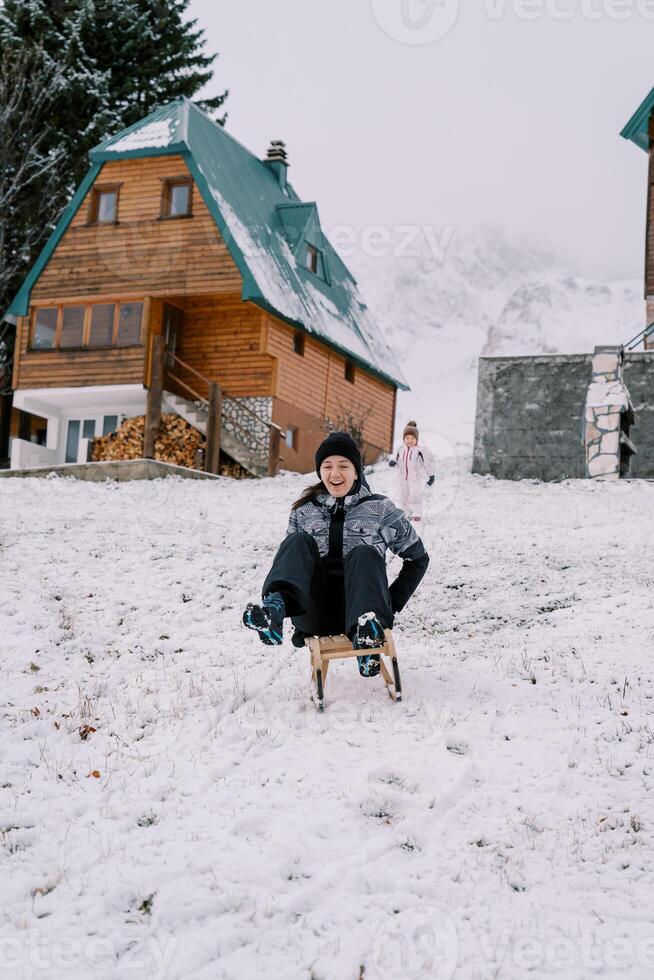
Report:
306,629,402,710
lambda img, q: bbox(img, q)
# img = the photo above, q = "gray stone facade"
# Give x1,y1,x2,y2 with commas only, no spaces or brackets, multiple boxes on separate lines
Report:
472,350,654,481
473,354,592,481
222,396,272,462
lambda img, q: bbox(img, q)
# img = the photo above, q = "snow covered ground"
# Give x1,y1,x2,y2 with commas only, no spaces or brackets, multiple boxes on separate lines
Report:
2,462,654,980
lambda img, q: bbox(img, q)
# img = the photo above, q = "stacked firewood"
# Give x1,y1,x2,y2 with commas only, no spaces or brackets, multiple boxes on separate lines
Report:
91,414,253,477
91,414,203,469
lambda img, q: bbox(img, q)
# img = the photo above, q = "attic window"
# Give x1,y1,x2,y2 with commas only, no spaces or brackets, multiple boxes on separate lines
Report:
89,185,120,224
292,331,305,356
161,177,192,218
306,243,320,275
344,360,355,384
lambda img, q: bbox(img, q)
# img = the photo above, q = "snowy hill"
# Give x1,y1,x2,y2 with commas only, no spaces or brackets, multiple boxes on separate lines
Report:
345,227,643,454
2,466,654,978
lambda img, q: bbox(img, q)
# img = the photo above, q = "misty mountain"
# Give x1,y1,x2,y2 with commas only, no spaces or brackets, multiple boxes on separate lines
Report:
346,226,643,452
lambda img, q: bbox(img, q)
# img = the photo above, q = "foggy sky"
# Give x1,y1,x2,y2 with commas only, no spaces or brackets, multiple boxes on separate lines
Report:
190,0,654,282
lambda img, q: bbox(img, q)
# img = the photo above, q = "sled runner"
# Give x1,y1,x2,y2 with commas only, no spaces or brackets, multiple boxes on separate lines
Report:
306,630,402,710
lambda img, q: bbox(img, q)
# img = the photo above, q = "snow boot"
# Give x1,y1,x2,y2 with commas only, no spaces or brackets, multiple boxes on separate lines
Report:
352,612,384,677
242,592,285,646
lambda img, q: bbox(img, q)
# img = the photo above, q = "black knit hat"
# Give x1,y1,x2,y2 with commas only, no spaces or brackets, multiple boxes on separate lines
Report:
315,431,362,480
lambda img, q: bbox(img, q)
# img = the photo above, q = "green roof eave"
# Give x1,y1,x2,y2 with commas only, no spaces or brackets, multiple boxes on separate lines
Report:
4,162,103,321
247,294,408,392
89,141,188,164
620,87,654,152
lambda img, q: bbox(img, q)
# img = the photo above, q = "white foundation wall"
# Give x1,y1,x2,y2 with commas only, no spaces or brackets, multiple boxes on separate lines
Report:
10,439,58,470
11,385,148,468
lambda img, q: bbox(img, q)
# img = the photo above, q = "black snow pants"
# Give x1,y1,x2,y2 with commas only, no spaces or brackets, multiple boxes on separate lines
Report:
262,530,393,638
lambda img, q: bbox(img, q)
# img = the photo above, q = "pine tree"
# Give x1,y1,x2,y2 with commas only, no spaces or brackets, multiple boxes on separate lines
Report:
0,0,228,459
0,0,228,191
0,44,67,318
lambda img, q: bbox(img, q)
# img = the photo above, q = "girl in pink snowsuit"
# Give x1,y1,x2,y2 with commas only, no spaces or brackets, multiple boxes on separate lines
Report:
389,421,435,523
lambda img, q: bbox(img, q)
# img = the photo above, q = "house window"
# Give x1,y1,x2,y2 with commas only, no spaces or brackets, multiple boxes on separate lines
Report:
285,425,298,450
103,415,118,436
60,306,85,348
32,308,58,349
161,178,192,218
117,302,143,346
89,186,120,224
306,243,319,274
292,331,305,356
344,360,355,384
88,304,115,347
29,301,144,351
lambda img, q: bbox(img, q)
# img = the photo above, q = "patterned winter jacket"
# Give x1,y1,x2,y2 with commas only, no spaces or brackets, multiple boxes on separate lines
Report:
286,485,429,613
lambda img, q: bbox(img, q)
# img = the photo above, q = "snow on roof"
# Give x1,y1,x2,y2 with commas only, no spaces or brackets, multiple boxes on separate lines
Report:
200,167,407,386
109,119,175,152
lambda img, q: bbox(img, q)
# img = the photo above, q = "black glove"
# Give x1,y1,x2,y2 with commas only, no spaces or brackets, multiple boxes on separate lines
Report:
426,475,435,487
389,459,397,467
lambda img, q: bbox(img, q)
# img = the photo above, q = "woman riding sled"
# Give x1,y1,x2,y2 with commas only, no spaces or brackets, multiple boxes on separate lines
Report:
242,432,429,677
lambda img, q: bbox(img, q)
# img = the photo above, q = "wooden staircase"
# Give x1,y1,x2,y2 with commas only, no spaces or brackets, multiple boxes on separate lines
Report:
161,389,272,477
145,336,283,477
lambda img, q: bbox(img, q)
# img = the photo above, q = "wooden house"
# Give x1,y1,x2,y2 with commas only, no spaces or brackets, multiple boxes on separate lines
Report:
622,87,654,351
4,99,407,476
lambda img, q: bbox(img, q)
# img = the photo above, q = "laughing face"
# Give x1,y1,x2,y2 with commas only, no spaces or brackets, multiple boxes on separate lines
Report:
319,455,357,498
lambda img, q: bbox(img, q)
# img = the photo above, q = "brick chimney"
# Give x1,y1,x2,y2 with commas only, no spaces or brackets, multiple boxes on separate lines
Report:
264,140,288,191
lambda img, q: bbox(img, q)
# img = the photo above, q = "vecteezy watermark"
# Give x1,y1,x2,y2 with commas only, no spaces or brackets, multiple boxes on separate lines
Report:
327,223,455,263
477,930,654,972
218,694,454,741
371,0,654,44
371,0,461,45
0,932,178,977
369,905,459,980
484,0,654,20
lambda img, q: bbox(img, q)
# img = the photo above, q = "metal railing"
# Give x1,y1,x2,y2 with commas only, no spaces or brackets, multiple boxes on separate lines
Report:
624,322,654,351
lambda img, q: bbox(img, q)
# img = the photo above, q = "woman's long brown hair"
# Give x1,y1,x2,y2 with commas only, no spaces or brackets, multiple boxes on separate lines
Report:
292,480,326,510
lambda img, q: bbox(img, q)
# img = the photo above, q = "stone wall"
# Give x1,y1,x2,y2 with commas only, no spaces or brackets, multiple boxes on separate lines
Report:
222,396,272,460
623,352,654,478
584,347,634,480
473,354,592,481
472,351,654,481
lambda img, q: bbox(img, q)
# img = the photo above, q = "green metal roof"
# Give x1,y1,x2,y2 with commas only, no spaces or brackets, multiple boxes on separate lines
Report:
7,98,407,389
620,87,654,152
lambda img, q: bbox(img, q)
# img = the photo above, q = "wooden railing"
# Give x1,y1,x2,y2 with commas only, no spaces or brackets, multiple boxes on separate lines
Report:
144,339,283,476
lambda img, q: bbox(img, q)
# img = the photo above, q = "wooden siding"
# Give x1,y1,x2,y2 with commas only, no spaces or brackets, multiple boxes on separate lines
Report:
176,295,273,397
15,299,152,391
12,317,23,389
30,155,242,302
265,315,395,452
16,324,146,391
